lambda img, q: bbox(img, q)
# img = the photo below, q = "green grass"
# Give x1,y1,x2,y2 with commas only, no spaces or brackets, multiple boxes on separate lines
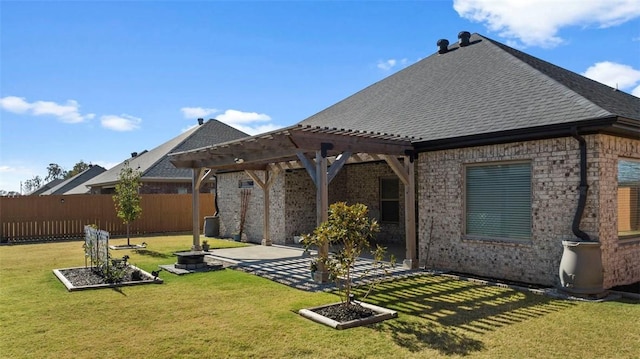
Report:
1,235,638,358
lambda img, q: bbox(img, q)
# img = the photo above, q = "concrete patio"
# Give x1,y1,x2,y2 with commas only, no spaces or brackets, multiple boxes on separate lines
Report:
205,243,419,292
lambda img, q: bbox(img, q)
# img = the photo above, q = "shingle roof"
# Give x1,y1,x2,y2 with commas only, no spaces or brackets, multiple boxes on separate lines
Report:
40,165,106,195
85,120,249,187
300,33,640,145
29,178,64,195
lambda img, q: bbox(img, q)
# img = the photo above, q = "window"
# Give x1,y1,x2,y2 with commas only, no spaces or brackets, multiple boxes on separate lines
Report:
380,177,399,223
465,162,531,241
238,179,254,188
618,159,640,239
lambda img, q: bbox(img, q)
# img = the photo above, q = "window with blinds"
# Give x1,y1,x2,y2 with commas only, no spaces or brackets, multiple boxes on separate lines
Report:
380,177,400,223
465,162,532,241
618,159,640,239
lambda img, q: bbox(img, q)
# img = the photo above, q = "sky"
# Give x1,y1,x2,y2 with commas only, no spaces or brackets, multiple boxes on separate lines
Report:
1,0,639,193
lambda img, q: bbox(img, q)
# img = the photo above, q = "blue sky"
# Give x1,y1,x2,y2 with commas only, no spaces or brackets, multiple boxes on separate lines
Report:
1,0,639,193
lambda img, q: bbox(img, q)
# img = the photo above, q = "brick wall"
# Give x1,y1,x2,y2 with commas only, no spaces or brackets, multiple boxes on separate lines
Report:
217,171,270,243
282,163,405,244
218,161,408,245
344,162,405,243
418,134,640,288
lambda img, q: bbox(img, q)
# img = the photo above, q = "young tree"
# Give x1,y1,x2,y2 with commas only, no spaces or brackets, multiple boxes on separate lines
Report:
113,161,142,246
303,202,392,305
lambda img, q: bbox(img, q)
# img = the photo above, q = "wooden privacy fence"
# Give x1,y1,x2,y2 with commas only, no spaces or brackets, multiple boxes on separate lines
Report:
0,194,215,243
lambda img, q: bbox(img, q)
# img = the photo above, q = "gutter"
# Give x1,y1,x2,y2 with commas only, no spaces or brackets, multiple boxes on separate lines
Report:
412,116,631,152
571,127,593,242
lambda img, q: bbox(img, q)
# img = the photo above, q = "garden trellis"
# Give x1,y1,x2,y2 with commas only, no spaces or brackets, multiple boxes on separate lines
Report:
84,225,109,269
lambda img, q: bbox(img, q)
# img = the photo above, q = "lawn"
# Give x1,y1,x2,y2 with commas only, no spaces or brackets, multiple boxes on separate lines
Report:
1,235,638,358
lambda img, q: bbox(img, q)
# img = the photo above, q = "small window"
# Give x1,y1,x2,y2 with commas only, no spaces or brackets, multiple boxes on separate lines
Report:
238,179,254,188
465,162,531,241
177,187,188,194
380,177,399,223
618,159,640,239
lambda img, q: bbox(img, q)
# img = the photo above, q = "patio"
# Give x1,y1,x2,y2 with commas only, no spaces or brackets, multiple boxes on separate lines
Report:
205,242,418,292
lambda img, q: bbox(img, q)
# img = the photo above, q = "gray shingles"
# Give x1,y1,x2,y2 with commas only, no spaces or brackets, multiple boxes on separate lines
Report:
144,120,249,179
85,120,249,187
40,165,106,195
300,33,639,143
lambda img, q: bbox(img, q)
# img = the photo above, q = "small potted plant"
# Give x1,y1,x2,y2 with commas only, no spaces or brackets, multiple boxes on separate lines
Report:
309,259,318,280
202,239,210,252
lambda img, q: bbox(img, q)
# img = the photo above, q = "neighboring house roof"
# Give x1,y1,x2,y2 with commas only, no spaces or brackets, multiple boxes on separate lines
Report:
29,179,64,195
300,33,640,149
40,165,106,195
85,119,249,188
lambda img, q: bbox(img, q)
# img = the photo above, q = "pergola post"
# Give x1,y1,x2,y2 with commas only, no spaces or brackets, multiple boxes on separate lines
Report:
245,169,276,246
383,154,418,269
315,146,330,282
191,168,213,251
404,155,417,269
191,168,202,251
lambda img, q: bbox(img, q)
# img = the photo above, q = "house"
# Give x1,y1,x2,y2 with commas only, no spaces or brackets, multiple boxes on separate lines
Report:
28,178,64,195
39,165,106,195
169,32,640,290
85,119,249,194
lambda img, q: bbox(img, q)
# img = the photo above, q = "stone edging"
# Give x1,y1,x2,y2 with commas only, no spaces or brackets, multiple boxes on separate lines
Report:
53,265,163,292
299,300,397,330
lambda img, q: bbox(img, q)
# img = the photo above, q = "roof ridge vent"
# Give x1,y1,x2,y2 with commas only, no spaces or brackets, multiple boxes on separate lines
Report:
458,31,471,47
437,39,449,54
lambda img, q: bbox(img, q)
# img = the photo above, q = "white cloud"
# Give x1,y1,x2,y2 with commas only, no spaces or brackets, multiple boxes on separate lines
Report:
211,109,275,135
180,106,218,119
180,107,277,135
0,96,94,123
230,123,283,136
0,96,31,113
377,58,409,71
100,114,142,131
453,0,640,48
217,109,271,124
582,61,640,94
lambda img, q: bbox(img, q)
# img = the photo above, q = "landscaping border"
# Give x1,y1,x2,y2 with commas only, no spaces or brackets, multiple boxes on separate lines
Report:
53,265,163,291
299,300,397,330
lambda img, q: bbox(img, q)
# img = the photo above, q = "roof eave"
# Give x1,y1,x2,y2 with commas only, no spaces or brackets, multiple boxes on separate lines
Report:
413,116,638,152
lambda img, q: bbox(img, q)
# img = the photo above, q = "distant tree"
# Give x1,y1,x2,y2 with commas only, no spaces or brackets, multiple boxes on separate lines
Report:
113,161,142,246
23,176,43,193
46,163,65,182
64,160,91,179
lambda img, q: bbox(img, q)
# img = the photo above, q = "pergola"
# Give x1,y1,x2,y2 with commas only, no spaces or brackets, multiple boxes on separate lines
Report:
169,124,419,270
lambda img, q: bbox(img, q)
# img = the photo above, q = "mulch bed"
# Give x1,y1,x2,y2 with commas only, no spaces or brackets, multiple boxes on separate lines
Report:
312,302,376,322
58,267,153,286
